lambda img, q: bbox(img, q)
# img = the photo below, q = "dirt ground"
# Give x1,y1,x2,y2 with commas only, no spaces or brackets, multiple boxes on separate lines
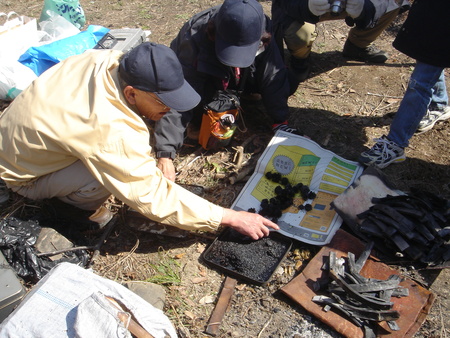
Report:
1,0,450,337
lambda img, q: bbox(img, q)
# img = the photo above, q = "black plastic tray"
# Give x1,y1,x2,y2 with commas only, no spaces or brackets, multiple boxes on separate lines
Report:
201,228,292,285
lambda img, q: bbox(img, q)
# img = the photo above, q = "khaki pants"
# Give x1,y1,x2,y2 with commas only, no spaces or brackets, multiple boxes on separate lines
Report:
284,9,400,59
10,160,111,210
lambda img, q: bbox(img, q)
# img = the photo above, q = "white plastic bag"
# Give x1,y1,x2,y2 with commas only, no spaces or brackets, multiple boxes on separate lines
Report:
0,12,22,32
38,10,80,43
0,60,37,100
0,12,39,62
0,262,178,338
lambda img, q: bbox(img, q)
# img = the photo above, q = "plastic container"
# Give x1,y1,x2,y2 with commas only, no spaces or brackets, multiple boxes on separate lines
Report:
94,28,147,53
0,252,26,322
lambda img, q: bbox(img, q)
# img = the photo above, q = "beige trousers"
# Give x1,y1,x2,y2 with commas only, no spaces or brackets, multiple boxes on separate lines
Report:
284,8,401,59
10,160,111,210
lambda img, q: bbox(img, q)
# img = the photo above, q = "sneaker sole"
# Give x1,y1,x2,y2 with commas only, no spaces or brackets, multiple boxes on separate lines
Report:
375,155,406,169
358,154,406,169
416,112,450,134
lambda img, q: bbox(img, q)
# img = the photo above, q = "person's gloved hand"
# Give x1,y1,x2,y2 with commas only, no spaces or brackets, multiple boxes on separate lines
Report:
308,0,330,16
346,0,364,18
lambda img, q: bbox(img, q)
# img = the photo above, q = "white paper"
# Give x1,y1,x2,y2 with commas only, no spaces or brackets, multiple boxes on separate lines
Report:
231,131,364,245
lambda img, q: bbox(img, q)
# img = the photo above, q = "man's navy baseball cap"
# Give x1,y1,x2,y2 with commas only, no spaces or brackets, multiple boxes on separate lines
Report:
119,42,200,112
215,0,265,68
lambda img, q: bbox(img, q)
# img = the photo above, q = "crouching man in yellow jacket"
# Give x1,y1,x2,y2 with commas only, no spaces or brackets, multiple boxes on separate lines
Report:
0,42,278,239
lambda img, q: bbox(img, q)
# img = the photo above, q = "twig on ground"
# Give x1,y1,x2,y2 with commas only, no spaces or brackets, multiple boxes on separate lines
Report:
439,302,448,338
229,165,256,185
357,93,368,115
369,96,386,116
257,314,273,338
310,92,337,97
167,299,184,332
101,238,140,274
36,245,94,257
301,84,329,92
322,134,332,147
176,147,205,172
232,146,245,170
88,215,120,267
366,92,403,99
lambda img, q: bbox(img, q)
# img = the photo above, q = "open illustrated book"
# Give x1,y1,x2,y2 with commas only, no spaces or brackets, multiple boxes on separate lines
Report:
231,130,364,245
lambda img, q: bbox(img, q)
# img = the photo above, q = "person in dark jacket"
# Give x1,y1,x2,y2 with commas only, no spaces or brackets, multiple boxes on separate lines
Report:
153,0,298,181
359,0,450,169
271,0,410,82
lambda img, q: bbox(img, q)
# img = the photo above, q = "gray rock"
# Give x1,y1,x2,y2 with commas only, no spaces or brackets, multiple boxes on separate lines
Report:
35,228,74,261
123,281,166,310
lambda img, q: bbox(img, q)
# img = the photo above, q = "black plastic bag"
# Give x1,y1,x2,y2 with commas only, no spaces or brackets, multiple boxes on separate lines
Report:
0,217,89,282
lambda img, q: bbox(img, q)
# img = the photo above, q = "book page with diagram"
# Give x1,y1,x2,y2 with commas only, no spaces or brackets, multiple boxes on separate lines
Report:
232,131,364,245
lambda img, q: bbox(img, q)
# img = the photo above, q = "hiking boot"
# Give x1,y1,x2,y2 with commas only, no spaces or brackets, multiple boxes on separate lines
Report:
87,206,114,229
342,40,388,63
289,55,311,83
416,106,450,134
358,135,406,169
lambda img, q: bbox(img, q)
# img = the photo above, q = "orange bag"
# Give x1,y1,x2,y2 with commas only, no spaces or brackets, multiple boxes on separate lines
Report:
199,90,243,150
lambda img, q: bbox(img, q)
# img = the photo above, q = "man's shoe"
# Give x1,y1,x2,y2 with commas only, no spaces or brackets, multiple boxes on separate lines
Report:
289,55,311,83
416,106,450,134
87,206,114,229
358,135,406,169
342,40,388,64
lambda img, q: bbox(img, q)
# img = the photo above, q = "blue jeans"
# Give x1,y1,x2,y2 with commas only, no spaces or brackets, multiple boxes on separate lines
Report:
388,61,448,148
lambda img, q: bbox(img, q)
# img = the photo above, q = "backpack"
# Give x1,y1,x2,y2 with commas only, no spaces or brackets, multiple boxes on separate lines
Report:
198,90,245,150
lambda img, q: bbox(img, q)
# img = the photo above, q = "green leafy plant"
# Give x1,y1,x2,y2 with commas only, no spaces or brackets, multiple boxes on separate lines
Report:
146,249,182,285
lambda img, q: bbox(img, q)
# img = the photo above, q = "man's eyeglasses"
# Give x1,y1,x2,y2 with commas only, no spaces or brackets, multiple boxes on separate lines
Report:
144,91,170,111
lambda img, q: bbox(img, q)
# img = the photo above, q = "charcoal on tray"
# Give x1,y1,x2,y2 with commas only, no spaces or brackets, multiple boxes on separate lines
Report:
202,228,292,284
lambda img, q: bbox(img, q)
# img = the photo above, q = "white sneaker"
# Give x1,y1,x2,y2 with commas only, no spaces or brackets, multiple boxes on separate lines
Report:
358,135,406,169
416,106,450,134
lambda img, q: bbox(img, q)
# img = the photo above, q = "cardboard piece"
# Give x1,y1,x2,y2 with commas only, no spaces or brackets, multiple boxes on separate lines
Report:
281,229,435,338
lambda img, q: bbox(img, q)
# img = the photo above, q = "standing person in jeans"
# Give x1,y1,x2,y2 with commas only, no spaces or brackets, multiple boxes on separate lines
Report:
271,0,410,82
358,0,450,169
